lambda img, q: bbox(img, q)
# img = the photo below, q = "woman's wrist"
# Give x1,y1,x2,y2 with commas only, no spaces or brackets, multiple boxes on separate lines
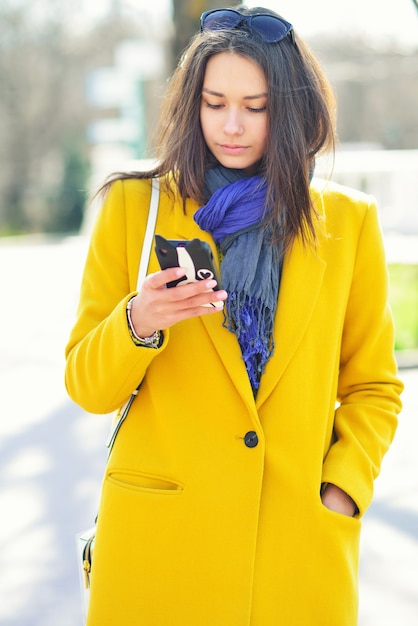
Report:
126,297,162,348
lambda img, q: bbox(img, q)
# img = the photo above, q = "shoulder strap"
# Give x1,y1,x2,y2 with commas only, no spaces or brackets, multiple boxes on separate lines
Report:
106,177,160,452
136,178,160,290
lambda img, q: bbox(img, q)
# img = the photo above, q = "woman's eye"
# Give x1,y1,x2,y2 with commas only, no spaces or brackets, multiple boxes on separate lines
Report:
248,106,267,113
206,102,223,109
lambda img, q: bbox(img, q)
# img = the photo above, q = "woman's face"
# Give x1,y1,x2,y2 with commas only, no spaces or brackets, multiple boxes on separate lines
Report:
200,52,268,172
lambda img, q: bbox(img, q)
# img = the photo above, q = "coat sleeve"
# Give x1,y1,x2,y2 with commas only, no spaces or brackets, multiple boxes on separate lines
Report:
65,179,168,414
321,199,403,516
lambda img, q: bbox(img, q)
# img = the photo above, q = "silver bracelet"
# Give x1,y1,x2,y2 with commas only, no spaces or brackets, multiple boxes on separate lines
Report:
126,298,161,348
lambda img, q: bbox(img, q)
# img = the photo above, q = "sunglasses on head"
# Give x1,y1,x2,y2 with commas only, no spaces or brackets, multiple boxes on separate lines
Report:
200,8,295,46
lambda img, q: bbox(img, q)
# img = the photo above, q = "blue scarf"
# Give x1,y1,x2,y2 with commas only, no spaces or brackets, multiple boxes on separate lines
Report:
194,166,283,393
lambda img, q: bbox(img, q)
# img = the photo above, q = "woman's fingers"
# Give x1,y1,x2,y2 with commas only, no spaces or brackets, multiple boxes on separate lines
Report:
145,267,186,290
130,269,227,337
145,269,227,307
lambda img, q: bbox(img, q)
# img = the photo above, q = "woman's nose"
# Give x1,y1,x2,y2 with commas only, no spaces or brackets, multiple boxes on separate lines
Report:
223,110,244,135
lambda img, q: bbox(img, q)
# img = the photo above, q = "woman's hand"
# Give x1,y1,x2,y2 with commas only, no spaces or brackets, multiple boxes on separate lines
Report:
129,267,228,338
321,483,357,517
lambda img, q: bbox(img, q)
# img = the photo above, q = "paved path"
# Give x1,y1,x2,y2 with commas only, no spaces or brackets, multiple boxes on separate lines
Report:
0,236,417,625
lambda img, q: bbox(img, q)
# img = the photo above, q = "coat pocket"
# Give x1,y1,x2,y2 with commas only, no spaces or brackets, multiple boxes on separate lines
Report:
106,469,184,495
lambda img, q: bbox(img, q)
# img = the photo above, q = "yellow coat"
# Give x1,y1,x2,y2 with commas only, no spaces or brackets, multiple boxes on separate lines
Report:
65,177,403,626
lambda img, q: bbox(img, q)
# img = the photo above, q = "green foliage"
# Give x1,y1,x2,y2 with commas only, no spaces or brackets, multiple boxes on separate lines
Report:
388,264,418,350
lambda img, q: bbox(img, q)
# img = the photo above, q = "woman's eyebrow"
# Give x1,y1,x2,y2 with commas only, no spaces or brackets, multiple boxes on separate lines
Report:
202,87,268,100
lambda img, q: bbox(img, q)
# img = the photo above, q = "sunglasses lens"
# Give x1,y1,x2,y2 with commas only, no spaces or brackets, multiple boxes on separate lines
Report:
250,15,292,43
201,10,294,45
202,10,241,32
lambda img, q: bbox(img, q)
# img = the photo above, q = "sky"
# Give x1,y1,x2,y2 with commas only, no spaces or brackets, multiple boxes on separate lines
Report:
78,0,418,48
247,0,418,48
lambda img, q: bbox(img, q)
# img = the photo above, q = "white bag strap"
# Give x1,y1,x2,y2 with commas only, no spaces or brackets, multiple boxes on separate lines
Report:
136,177,160,290
106,177,160,451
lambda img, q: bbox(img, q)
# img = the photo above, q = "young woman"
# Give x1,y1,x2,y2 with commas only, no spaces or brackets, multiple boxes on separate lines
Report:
65,6,403,625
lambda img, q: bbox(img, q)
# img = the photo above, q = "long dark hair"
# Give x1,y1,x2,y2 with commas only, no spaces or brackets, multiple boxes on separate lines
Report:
100,5,336,249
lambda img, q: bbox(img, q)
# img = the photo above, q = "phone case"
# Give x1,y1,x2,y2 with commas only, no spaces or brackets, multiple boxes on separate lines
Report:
154,235,223,309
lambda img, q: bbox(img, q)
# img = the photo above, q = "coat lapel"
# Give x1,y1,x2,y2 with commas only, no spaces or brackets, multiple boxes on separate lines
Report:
172,199,257,408
201,237,327,412
201,312,256,411
256,238,326,407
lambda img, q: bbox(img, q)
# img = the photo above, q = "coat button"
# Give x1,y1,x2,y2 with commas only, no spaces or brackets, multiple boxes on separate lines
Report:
244,431,258,448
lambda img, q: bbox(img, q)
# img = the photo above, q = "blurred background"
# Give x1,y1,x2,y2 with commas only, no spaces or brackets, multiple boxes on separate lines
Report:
0,1,417,624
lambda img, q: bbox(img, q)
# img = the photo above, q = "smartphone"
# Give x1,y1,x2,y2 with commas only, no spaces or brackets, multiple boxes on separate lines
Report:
154,235,223,309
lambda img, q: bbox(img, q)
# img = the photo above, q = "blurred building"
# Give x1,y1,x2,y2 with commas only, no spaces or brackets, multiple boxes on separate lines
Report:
85,36,168,192
317,147,418,236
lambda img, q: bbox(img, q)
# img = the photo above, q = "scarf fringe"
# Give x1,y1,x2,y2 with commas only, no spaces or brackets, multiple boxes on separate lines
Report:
224,292,275,392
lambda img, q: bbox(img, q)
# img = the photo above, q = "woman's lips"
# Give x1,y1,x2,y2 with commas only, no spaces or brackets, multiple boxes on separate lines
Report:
219,144,248,155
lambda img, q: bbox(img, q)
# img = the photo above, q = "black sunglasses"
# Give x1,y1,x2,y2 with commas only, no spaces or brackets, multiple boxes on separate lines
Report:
200,8,295,45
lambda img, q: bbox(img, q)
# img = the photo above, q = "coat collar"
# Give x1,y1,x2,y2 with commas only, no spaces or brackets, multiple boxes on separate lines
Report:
173,195,211,242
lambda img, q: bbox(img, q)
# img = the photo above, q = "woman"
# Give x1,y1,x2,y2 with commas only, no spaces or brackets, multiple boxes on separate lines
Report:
66,6,403,625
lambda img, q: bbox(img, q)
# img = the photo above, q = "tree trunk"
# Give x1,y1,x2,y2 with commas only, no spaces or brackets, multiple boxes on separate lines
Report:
171,0,227,68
